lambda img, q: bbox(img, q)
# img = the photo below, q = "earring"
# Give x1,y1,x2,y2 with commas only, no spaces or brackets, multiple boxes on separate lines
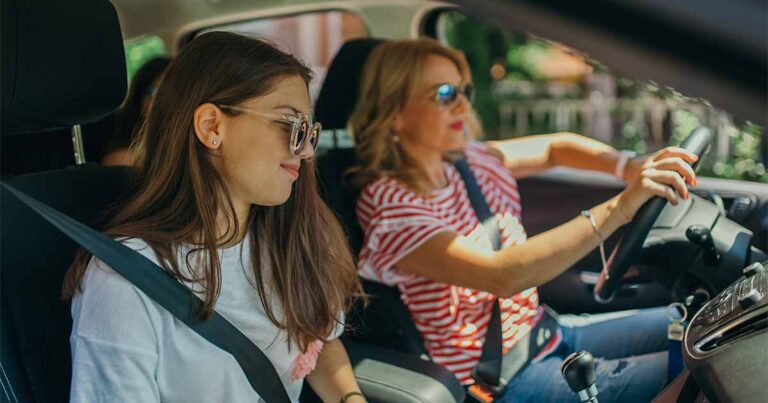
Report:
391,132,400,143
212,140,218,145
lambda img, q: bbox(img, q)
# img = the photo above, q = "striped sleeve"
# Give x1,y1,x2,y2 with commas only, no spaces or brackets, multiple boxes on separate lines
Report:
356,181,449,286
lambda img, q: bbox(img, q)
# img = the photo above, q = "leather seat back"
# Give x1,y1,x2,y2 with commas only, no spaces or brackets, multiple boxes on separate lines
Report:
0,0,127,400
314,39,428,357
1,168,131,402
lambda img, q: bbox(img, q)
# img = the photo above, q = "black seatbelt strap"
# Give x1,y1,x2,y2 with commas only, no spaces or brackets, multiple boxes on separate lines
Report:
452,160,503,388
1,183,290,403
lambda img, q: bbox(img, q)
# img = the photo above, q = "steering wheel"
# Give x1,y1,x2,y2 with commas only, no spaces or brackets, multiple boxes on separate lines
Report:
593,127,713,303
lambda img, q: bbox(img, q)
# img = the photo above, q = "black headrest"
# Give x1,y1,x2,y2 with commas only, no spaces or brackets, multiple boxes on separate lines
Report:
315,38,385,130
1,0,127,135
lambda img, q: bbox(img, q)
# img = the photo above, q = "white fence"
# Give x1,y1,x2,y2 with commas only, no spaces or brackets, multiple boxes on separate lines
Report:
494,94,738,162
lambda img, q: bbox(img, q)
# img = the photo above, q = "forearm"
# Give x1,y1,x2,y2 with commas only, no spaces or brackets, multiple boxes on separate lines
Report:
485,137,551,178
548,133,620,174
490,195,628,296
306,339,364,403
486,133,621,178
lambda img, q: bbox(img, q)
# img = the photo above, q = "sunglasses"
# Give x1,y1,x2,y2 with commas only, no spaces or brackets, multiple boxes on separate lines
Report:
217,104,321,156
432,83,475,107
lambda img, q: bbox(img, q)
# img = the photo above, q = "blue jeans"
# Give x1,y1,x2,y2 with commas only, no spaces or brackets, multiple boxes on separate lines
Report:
498,307,669,403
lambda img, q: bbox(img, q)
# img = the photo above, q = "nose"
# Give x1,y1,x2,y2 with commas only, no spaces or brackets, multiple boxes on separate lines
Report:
452,92,470,115
297,137,315,160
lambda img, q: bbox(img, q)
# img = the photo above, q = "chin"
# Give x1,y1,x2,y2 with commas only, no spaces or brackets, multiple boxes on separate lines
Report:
445,139,468,151
252,187,293,207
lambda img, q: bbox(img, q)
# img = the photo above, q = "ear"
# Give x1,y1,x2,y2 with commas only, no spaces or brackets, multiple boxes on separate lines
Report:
193,103,224,149
391,111,405,133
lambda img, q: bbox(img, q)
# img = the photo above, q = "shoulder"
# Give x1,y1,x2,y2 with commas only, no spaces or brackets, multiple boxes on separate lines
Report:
358,176,429,214
356,177,444,232
82,237,157,287
360,176,417,203
462,142,521,205
73,238,167,329
464,142,515,178
464,141,504,168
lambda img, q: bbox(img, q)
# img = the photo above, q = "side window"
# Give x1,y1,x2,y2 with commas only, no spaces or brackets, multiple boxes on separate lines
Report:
433,10,766,183
198,11,369,102
125,35,167,79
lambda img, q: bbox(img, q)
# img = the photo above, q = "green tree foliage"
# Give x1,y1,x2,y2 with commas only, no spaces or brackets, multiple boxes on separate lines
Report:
439,11,766,183
124,36,167,80
441,12,506,138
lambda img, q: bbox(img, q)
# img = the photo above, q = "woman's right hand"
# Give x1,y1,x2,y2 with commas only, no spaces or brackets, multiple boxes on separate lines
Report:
617,147,699,221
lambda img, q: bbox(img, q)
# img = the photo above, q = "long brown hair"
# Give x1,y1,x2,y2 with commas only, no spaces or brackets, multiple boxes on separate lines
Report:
64,32,362,351
347,38,471,193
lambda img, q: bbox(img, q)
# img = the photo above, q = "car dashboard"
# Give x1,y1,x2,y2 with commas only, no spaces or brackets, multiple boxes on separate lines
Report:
682,261,768,401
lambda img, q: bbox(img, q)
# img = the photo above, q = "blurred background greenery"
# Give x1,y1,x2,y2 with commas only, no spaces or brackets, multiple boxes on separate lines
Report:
438,11,767,183
123,18,766,184
124,36,167,82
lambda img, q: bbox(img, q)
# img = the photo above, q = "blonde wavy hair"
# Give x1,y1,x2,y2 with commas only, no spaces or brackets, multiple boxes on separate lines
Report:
347,37,476,194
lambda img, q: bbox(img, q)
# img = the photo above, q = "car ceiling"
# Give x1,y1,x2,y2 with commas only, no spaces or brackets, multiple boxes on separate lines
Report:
110,0,441,49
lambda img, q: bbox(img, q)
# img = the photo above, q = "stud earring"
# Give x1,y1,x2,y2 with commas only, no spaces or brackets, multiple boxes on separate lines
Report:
212,140,218,145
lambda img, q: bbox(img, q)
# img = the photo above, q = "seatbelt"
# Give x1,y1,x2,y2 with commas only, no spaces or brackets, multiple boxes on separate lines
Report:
452,160,504,392
1,183,291,403
666,303,688,383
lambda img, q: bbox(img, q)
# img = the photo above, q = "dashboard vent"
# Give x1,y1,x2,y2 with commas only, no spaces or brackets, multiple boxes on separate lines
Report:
697,310,767,352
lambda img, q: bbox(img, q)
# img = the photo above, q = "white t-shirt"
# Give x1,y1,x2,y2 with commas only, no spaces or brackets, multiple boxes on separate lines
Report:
69,236,343,402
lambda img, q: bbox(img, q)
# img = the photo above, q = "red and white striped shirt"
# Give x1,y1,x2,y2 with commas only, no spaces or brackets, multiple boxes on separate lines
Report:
357,142,554,384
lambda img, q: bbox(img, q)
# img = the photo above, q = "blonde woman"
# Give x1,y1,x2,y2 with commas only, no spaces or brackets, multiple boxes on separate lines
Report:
349,38,697,402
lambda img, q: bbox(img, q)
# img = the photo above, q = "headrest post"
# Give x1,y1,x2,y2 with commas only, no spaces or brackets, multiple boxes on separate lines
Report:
332,129,340,149
71,125,87,165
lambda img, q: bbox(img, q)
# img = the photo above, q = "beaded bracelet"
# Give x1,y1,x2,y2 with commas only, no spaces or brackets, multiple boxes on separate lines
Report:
581,209,609,280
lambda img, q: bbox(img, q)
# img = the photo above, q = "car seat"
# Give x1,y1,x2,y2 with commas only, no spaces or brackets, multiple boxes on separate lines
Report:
314,39,430,357
0,0,129,401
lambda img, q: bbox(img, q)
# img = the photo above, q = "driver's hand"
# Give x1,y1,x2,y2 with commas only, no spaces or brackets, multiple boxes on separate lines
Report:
619,147,698,218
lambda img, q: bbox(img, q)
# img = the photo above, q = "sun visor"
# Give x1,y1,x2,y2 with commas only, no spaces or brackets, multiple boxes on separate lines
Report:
1,0,127,135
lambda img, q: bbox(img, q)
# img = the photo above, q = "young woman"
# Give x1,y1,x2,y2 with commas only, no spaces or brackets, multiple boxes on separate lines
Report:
65,32,365,403
348,38,697,402
102,56,171,166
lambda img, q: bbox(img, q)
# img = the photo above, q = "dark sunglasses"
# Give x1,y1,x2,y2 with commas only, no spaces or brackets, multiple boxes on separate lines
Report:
218,105,321,156
433,83,475,107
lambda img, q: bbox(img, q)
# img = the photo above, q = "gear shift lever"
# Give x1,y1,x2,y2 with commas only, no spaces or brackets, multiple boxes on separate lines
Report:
561,350,599,403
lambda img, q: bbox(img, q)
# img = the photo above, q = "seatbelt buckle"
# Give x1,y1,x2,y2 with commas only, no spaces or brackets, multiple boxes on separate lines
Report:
469,369,507,402
667,321,685,341
467,383,495,403
667,303,688,342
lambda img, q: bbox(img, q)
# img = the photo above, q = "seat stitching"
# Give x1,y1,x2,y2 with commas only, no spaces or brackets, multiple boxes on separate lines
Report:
0,362,18,402
0,376,9,403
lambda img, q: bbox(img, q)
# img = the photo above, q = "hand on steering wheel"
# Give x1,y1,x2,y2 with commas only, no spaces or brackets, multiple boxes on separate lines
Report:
618,147,699,219
594,128,712,303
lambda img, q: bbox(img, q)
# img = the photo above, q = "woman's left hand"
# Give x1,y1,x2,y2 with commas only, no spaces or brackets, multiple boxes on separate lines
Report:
623,147,698,187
